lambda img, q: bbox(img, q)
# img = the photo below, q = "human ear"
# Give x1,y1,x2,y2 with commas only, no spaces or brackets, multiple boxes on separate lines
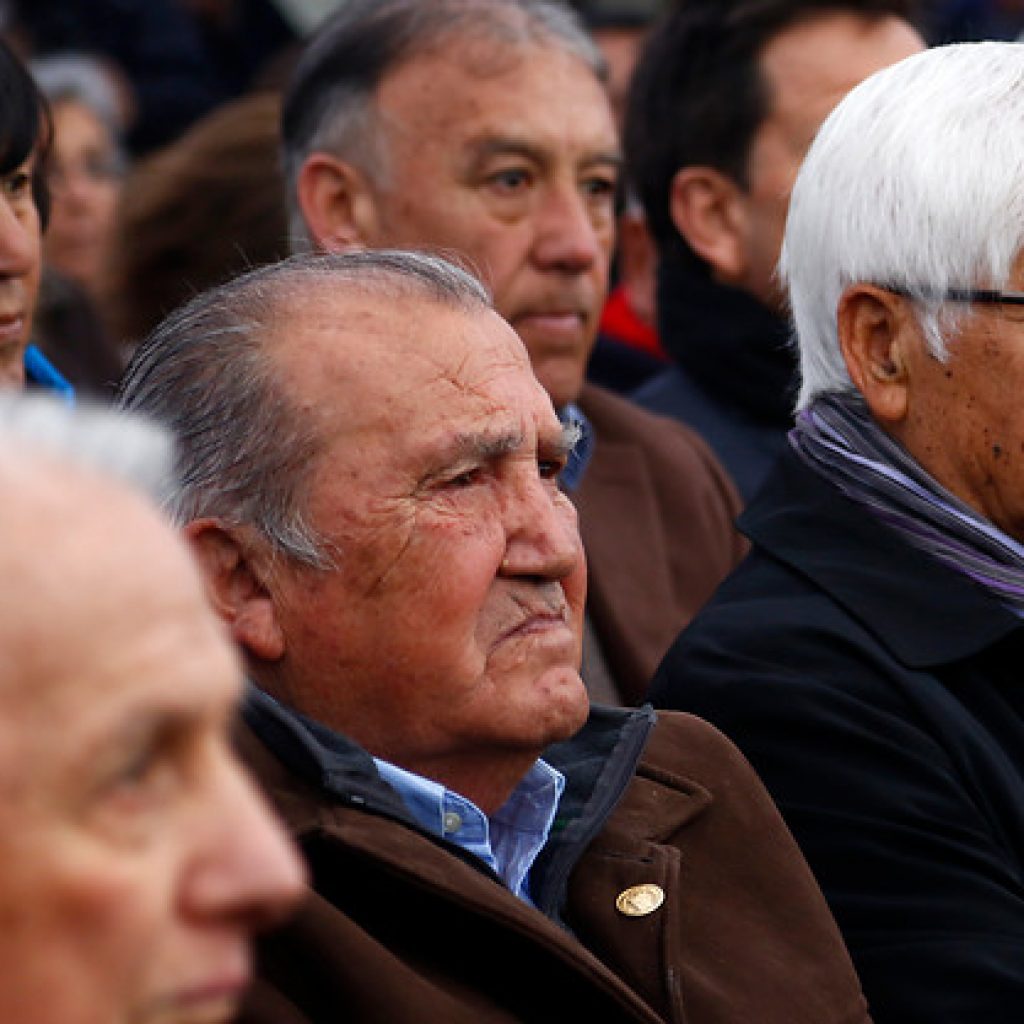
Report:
184,519,286,663
668,165,749,281
296,152,381,252
837,284,911,426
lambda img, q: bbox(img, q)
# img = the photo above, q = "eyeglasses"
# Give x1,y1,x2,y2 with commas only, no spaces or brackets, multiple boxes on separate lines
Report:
884,284,1024,306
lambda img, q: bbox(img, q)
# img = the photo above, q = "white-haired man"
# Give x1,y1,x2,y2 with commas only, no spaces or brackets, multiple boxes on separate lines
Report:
651,41,1024,1023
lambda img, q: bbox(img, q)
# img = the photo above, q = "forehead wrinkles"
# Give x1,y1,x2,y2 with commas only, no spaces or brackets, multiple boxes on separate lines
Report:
272,295,535,435
374,41,606,152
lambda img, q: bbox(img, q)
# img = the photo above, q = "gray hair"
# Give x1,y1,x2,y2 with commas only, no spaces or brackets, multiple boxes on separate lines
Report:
282,0,606,250
29,52,124,134
115,249,492,567
782,41,1024,410
0,390,175,504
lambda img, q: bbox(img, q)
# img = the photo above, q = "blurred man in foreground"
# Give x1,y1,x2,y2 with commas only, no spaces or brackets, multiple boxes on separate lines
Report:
0,393,303,1023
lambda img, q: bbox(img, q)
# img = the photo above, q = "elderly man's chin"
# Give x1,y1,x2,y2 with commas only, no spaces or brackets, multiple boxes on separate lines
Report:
497,657,591,747
537,666,591,742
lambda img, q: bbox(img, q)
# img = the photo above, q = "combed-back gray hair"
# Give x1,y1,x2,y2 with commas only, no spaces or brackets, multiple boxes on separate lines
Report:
0,390,175,504
282,0,605,251
115,249,493,567
783,41,1024,410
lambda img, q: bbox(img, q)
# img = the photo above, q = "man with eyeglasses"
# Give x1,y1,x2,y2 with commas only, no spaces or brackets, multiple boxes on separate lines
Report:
650,41,1024,1024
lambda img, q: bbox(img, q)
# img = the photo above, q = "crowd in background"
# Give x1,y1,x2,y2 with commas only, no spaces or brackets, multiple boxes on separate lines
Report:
3,2,1024,1023
0,0,1018,401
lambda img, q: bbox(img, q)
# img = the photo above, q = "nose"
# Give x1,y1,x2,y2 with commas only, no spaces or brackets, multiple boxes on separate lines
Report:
183,750,306,931
0,196,36,280
500,470,583,583
531,183,608,276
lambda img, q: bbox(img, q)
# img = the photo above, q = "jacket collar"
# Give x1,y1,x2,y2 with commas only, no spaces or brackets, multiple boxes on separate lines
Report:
241,685,417,829
242,687,656,915
533,704,656,916
742,448,1024,668
656,245,797,426
244,686,654,825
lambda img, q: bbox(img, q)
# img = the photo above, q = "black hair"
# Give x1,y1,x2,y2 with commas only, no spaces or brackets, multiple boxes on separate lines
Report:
624,0,920,266
0,38,52,227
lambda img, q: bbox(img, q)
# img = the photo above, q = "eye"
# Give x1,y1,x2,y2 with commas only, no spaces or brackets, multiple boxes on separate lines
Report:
108,742,171,800
538,455,568,481
445,466,484,489
487,167,532,194
582,174,616,200
3,170,31,198
97,723,186,818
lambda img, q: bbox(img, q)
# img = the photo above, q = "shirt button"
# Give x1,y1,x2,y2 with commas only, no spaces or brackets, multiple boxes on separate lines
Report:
616,883,665,917
443,811,462,834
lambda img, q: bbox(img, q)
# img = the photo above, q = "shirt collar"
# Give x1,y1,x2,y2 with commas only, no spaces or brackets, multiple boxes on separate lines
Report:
373,755,565,904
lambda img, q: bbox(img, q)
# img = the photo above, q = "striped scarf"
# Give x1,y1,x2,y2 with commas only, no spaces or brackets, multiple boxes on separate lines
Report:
789,392,1024,616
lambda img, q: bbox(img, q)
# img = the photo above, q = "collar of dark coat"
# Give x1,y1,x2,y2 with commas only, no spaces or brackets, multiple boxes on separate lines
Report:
655,245,797,426
240,686,658,908
742,447,1024,668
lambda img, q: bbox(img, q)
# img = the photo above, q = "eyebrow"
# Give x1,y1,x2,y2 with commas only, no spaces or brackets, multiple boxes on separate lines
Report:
422,422,578,479
465,135,622,173
437,429,526,468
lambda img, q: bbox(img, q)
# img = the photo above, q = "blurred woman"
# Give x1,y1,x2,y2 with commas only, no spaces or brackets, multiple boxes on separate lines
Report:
104,90,287,352
30,54,126,298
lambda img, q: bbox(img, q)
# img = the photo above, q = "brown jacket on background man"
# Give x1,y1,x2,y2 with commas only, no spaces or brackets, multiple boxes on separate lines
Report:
576,384,746,701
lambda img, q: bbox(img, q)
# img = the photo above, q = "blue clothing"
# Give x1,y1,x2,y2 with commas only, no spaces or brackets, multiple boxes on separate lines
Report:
373,756,565,906
24,344,74,405
559,402,593,492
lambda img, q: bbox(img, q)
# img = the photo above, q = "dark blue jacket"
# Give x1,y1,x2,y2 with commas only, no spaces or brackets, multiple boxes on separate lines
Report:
650,447,1024,1023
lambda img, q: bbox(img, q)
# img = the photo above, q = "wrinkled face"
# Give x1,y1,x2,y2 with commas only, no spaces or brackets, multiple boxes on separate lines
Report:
0,475,303,1024
741,13,924,312
899,254,1024,544
44,98,122,292
265,290,589,791
363,42,620,409
0,150,42,386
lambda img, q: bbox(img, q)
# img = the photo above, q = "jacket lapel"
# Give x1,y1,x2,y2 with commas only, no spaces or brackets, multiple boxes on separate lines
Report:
575,432,678,702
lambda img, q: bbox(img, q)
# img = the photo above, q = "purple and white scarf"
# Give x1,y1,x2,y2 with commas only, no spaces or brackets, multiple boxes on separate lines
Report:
790,391,1024,616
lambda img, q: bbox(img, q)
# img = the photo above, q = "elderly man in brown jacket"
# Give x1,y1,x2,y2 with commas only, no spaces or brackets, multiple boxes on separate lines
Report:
118,249,870,1024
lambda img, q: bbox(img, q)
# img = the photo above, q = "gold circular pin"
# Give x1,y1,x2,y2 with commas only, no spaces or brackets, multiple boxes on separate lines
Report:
615,883,665,917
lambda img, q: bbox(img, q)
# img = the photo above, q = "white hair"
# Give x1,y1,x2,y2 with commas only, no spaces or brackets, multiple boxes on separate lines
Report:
782,41,1024,410
0,391,175,505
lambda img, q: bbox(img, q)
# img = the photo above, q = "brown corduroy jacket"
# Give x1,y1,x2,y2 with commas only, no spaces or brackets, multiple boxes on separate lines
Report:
574,384,747,704
237,695,872,1024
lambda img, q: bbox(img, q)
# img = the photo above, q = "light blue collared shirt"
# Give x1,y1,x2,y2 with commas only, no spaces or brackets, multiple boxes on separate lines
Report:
373,756,565,906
